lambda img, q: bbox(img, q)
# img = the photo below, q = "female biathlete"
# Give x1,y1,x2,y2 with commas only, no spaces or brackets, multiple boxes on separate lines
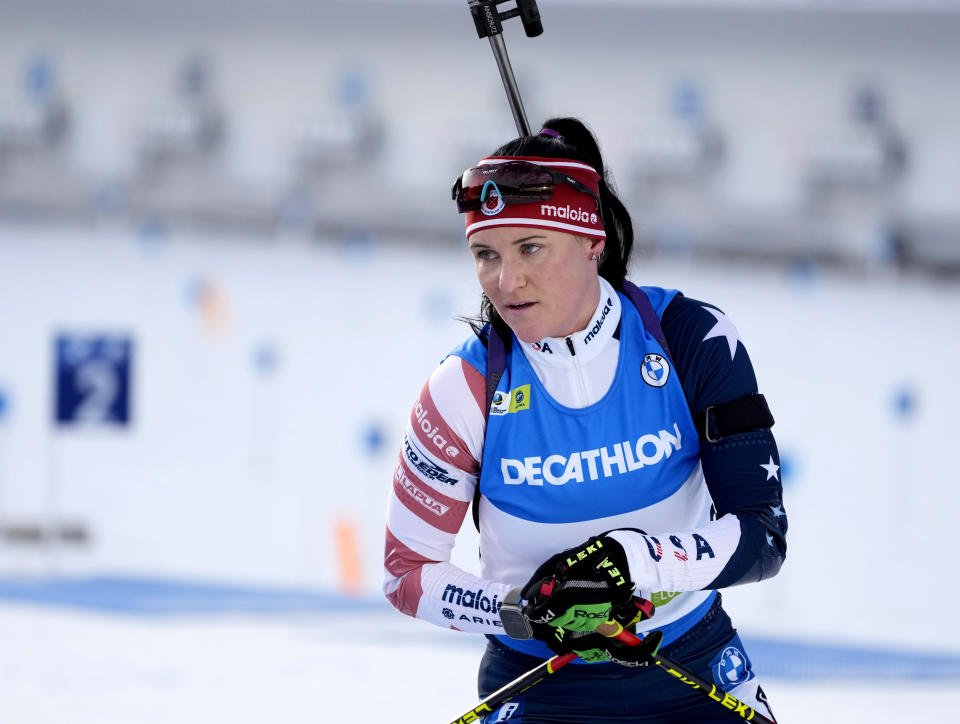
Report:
384,117,786,723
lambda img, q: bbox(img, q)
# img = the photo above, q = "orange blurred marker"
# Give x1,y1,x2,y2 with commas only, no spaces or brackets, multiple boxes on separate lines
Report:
335,516,363,597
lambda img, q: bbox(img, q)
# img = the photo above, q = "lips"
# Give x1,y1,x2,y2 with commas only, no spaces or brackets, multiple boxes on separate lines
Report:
505,302,536,312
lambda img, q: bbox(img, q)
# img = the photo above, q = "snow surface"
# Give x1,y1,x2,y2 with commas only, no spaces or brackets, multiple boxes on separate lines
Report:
3,600,959,723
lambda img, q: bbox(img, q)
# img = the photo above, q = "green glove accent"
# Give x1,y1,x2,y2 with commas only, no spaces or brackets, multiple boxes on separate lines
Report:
545,625,664,666
549,602,613,631
572,647,609,663
647,630,663,657
533,598,661,667
546,626,612,663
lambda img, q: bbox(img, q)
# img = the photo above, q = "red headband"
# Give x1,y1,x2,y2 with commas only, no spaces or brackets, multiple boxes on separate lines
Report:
464,156,606,240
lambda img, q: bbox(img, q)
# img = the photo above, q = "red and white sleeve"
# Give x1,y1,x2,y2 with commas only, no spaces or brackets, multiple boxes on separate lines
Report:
383,355,512,634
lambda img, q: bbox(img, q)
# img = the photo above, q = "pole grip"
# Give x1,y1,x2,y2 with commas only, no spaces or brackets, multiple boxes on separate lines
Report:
546,651,577,674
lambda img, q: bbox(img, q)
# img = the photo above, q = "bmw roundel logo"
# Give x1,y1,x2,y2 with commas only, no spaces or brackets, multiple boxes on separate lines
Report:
715,646,751,686
442,608,455,620
641,353,670,388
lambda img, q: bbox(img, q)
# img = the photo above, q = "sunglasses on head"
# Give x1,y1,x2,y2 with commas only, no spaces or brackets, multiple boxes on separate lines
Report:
451,160,603,217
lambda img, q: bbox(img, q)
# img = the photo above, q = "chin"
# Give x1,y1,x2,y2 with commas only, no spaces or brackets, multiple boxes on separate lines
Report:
510,325,546,344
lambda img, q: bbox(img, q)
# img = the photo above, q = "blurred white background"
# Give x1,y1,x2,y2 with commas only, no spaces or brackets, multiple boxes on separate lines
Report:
1,1,959,721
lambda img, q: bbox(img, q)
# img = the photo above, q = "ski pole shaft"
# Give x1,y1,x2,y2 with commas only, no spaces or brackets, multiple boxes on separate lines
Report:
612,627,777,724
445,621,776,724
487,32,530,137
446,651,576,724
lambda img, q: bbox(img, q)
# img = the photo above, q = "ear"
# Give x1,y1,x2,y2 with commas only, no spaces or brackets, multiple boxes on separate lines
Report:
585,236,605,260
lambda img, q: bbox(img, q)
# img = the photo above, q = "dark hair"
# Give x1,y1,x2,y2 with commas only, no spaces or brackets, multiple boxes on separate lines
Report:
464,117,635,343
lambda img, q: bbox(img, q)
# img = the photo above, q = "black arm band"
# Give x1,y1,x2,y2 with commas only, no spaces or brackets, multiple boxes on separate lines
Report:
694,393,775,443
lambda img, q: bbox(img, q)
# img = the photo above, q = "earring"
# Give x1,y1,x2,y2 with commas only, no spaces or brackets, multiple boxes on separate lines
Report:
590,254,600,261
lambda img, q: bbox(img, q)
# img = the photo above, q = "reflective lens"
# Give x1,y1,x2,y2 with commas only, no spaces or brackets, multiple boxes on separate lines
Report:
452,161,556,213
452,161,602,217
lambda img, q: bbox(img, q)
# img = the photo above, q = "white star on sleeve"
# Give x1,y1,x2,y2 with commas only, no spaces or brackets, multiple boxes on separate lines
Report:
760,456,780,481
765,532,775,547
701,307,742,360
771,503,785,518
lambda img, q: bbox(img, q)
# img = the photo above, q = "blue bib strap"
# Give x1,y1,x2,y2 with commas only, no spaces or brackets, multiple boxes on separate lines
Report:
621,279,673,366
485,326,508,420
473,324,509,531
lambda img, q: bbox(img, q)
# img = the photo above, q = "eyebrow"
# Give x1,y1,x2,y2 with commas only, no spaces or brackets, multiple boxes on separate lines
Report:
469,234,545,250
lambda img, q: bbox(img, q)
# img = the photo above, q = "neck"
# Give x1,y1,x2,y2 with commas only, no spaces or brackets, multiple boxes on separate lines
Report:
521,277,621,363
558,276,602,339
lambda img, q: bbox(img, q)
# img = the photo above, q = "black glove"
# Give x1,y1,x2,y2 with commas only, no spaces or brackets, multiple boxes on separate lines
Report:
533,597,661,666
521,534,634,631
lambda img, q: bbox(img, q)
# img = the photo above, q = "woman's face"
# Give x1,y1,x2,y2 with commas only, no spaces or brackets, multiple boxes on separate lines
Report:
469,227,605,343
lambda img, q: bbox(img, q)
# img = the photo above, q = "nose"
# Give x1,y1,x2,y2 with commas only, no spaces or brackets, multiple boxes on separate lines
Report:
498,255,526,294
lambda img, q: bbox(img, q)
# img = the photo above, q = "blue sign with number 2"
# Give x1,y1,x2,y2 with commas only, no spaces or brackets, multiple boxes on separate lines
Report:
55,334,133,426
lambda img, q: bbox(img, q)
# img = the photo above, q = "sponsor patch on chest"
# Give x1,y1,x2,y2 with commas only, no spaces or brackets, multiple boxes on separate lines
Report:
500,423,683,485
489,384,531,416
